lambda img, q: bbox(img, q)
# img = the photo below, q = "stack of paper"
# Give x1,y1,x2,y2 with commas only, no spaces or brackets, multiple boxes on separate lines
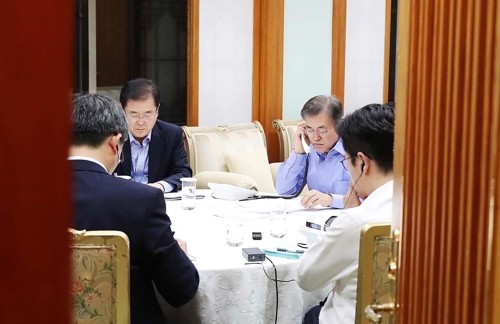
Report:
208,182,257,201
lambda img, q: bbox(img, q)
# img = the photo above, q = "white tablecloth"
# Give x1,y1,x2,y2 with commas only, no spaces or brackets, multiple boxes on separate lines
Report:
158,189,338,323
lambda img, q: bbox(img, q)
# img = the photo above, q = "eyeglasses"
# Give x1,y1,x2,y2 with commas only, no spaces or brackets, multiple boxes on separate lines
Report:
127,111,157,121
305,128,328,136
340,156,352,171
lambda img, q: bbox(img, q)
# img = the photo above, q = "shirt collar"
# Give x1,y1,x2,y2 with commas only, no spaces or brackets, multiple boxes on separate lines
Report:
312,139,346,159
128,130,152,146
68,156,109,173
331,139,345,156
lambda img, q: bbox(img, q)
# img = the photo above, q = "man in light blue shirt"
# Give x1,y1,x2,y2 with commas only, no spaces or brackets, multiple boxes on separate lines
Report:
129,132,151,185
276,95,350,209
114,79,192,192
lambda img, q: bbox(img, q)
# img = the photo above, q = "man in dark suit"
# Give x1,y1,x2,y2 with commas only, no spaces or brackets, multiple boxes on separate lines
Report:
113,78,192,192
70,93,199,323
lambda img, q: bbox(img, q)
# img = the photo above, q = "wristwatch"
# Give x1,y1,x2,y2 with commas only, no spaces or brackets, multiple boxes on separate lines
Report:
293,148,306,155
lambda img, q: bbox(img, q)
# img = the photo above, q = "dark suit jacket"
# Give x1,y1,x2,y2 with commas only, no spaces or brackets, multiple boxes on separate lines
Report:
114,120,192,191
72,159,199,324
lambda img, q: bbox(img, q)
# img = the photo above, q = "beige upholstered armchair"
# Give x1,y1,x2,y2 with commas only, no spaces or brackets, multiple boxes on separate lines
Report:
355,223,393,324
272,119,302,162
69,229,130,324
182,121,279,192
271,119,309,194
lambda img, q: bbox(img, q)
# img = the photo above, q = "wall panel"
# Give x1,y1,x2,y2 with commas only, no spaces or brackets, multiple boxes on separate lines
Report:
0,0,72,322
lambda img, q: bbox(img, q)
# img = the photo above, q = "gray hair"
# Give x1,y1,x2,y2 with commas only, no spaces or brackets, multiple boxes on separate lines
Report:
71,93,129,147
300,95,343,130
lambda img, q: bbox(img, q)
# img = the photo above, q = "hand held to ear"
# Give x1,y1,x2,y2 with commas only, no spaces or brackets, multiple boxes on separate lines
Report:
301,134,311,154
294,122,309,154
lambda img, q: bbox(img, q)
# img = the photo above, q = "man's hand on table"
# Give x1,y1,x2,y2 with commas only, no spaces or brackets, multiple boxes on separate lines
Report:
148,182,165,191
300,190,332,208
176,238,188,254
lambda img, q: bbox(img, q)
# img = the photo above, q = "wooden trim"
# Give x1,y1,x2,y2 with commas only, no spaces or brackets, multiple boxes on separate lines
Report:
382,0,392,103
392,0,410,233
490,1,500,321
395,0,500,322
252,0,284,163
88,0,97,92
187,0,199,126
252,0,261,122
331,0,346,105
391,0,409,316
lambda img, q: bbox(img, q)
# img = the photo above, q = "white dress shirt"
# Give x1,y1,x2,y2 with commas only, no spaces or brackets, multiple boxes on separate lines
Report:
297,180,394,323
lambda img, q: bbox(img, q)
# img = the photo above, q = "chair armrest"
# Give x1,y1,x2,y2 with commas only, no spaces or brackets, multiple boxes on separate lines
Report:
194,171,258,190
269,162,281,187
268,162,309,194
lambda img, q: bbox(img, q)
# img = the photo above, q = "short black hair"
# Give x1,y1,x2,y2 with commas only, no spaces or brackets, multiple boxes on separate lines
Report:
119,78,160,108
337,103,395,173
72,93,128,147
300,95,343,130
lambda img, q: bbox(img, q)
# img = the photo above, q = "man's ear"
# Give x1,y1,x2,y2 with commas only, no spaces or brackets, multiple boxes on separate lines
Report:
357,152,370,174
108,133,122,154
111,133,122,145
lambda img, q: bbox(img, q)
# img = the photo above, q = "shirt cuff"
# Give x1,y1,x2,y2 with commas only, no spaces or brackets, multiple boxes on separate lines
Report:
291,150,308,162
158,181,174,193
293,148,307,155
329,194,344,209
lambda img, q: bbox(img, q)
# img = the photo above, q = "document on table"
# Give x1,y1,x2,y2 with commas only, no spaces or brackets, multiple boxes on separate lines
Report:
209,203,271,221
237,198,332,214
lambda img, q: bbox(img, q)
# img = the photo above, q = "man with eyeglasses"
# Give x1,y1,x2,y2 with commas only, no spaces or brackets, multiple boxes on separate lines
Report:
113,78,192,192
69,93,200,323
276,95,350,209
297,103,394,324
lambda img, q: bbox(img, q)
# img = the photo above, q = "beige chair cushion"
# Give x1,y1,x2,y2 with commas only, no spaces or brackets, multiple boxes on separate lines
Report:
69,229,130,324
355,223,391,323
195,171,258,190
183,122,267,175
272,119,302,161
224,148,276,193
269,162,281,187
71,244,116,322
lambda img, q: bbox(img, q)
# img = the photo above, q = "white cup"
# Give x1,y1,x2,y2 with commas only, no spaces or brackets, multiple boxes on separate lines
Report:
180,177,197,210
226,222,244,247
269,199,287,238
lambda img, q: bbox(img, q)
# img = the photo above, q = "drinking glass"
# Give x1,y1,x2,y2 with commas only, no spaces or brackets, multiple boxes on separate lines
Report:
226,222,244,247
269,199,287,238
180,177,197,210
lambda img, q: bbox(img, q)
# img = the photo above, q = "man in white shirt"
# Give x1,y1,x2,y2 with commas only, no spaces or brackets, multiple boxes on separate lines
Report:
297,103,395,324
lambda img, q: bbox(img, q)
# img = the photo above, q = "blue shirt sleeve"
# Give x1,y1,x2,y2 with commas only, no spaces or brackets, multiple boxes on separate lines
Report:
276,151,308,195
276,141,351,203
